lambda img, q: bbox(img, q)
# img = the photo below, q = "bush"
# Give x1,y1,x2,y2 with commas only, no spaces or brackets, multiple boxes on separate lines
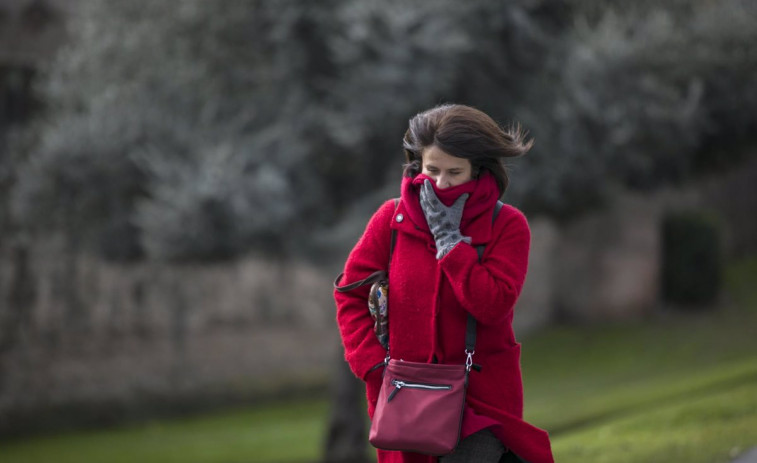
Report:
661,211,722,307
9,0,757,260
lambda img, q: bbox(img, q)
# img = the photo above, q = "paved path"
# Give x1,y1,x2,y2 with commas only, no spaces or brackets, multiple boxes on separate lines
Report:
732,448,757,463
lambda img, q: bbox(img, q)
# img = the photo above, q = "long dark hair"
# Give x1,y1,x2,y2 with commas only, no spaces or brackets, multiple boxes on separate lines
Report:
402,104,533,196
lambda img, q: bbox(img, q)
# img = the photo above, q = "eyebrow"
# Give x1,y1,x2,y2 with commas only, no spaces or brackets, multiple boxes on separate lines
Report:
425,165,464,171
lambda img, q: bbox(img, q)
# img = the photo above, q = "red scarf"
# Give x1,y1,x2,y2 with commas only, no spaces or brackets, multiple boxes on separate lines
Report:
400,172,500,243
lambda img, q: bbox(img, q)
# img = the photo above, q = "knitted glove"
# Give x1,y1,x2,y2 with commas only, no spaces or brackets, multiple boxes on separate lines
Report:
419,179,472,259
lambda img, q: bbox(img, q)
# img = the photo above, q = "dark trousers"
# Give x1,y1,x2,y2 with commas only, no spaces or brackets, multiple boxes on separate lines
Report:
438,429,506,463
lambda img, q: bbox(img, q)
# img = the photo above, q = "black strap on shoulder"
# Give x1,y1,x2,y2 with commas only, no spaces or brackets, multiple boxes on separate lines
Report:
474,201,503,261
465,200,505,354
389,198,398,265
465,315,477,353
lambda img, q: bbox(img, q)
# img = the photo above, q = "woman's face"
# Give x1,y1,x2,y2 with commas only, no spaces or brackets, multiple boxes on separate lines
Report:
421,145,473,189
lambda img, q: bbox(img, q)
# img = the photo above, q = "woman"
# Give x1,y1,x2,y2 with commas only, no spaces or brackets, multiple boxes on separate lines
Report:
334,104,554,463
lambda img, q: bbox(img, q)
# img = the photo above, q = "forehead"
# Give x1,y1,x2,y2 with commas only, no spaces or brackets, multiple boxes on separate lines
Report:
421,146,469,168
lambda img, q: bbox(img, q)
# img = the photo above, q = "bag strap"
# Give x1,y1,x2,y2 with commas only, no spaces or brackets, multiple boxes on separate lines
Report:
334,270,386,292
464,201,504,364
389,198,398,269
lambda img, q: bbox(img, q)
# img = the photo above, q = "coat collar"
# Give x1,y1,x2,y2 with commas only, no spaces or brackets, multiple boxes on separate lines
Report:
392,172,500,245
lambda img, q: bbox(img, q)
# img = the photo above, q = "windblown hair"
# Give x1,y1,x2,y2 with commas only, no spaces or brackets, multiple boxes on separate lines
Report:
402,104,533,196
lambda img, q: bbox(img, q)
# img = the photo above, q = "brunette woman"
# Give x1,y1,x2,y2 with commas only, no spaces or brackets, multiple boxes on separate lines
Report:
334,104,553,463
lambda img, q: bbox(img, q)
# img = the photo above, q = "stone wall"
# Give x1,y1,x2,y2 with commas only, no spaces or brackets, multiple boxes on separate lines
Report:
0,244,341,435
536,155,757,323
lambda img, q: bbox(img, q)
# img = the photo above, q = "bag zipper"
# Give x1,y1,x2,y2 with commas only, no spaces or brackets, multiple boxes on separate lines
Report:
387,379,452,402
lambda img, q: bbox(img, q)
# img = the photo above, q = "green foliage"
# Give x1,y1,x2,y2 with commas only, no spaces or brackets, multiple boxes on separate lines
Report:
11,114,146,255
7,0,757,259
510,0,757,217
661,211,722,307
13,0,329,260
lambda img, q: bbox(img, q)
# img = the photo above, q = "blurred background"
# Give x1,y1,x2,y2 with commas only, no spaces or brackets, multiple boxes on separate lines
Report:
1,0,756,462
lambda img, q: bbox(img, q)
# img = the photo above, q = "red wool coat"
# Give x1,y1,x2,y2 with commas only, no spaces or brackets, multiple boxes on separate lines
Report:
334,174,554,463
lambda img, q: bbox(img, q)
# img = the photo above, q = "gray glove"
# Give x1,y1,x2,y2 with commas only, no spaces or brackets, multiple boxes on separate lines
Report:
420,179,471,259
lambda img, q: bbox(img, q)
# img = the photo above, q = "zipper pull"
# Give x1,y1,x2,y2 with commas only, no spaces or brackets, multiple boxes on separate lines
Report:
387,380,404,402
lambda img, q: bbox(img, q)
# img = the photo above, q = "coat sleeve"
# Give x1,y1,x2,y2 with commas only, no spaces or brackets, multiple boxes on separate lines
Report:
334,200,395,382
439,206,531,326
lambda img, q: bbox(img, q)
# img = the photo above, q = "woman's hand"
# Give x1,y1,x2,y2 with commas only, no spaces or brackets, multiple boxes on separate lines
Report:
420,179,471,259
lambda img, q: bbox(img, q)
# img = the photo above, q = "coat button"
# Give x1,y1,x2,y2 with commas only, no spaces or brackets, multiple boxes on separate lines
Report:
396,214,404,223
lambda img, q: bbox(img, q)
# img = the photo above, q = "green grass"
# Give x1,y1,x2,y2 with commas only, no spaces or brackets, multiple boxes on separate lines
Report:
521,253,757,463
522,314,757,434
0,400,328,463
521,316,757,463
1,256,756,463
725,254,757,313
553,381,757,463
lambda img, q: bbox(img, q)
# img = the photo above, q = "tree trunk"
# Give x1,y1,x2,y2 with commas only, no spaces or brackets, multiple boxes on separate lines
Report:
322,356,370,463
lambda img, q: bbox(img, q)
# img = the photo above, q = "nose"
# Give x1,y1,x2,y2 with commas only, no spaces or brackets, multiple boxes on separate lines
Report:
435,175,449,189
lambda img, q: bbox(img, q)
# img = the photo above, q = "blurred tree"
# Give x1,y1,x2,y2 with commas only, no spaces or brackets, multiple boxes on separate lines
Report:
506,0,757,218
13,0,337,261
11,0,756,258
